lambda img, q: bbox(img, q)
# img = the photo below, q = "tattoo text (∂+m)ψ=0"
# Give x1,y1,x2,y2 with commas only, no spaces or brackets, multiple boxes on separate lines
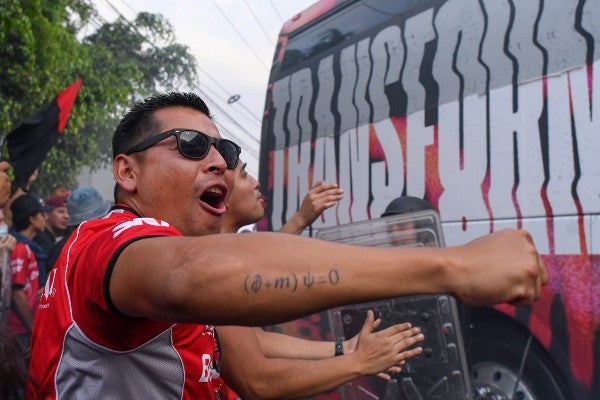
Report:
244,273,299,293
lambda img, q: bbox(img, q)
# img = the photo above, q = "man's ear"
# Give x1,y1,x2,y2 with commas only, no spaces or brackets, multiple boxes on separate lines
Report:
113,154,137,194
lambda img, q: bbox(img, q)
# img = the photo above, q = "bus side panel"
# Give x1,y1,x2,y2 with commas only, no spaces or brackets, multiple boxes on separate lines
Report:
445,217,598,399
259,0,600,398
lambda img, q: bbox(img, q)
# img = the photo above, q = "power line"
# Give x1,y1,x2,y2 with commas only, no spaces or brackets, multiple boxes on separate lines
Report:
267,0,284,23
115,0,137,14
188,80,260,158
195,75,261,130
98,0,262,154
103,0,148,40
196,65,262,124
192,83,260,147
198,67,261,125
208,0,269,70
242,0,276,46
215,121,259,160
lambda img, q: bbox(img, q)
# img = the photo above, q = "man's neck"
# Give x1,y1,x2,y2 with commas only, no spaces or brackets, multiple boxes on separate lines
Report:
20,226,37,240
220,220,241,234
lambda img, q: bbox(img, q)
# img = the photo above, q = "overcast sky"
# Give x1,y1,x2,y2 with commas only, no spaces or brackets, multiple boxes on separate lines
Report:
96,0,317,175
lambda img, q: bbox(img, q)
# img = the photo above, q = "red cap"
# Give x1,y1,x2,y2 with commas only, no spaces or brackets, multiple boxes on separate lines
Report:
45,195,68,210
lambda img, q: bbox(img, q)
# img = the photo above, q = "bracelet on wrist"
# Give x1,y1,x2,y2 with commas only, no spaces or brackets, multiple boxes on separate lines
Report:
334,339,344,356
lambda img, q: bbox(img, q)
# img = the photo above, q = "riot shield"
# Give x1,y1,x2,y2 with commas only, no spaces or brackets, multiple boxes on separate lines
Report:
317,210,471,400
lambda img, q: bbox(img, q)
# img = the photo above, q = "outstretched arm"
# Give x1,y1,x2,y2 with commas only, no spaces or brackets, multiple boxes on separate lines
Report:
279,181,343,235
110,228,547,327
253,327,358,360
219,310,424,400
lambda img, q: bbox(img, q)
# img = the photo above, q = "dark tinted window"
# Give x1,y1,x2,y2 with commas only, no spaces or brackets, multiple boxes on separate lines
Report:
280,0,427,71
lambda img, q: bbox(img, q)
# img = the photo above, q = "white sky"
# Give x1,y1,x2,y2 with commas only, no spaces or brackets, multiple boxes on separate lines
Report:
96,0,318,175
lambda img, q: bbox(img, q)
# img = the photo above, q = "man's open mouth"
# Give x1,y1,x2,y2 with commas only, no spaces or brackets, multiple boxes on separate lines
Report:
201,186,226,209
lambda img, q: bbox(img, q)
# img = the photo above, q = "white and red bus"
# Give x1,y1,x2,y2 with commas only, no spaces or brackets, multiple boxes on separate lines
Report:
257,0,599,399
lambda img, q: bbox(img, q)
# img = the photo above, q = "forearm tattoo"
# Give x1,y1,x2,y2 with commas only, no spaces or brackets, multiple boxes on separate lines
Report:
244,269,340,293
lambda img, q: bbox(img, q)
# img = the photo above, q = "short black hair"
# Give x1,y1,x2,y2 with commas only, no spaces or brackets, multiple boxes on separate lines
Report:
12,213,38,232
112,92,212,159
10,194,43,231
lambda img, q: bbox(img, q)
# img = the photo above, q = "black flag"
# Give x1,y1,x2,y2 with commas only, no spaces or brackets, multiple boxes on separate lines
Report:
7,79,82,189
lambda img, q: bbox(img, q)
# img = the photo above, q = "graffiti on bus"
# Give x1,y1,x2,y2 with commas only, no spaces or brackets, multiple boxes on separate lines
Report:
260,0,599,394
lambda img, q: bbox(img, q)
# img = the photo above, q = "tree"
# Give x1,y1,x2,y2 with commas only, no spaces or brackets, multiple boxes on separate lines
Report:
0,0,198,197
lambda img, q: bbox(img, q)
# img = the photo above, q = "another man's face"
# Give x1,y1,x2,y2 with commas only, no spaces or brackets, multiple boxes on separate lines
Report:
225,161,265,228
31,211,47,233
126,106,231,236
47,206,69,232
388,220,420,246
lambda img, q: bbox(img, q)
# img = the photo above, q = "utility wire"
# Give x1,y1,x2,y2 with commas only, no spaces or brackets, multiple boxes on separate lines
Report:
267,0,284,23
196,65,262,124
103,0,148,40
213,119,260,172
215,121,259,160
104,0,262,131
195,77,261,130
208,0,270,70
192,83,260,147
100,0,262,154
242,0,276,46
115,0,137,14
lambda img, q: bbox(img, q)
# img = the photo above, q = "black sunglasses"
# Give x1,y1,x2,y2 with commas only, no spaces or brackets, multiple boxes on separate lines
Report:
124,129,241,169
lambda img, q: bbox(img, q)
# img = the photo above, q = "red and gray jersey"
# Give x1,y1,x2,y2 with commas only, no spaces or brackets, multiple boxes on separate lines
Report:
28,207,223,399
7,242,39,335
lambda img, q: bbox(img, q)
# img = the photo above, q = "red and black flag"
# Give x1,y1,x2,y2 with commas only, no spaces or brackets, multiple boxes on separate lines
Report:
6,79,82,189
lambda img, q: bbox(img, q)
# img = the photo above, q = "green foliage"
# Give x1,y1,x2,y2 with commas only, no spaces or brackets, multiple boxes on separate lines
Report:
0,0,198,197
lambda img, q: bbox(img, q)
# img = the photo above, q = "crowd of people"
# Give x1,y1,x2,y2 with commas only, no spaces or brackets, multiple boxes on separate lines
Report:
0,171,111,400
0,91,547,400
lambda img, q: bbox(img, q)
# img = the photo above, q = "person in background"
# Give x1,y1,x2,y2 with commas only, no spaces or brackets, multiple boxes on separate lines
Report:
0,160,27,399
31,194,68,283
48,184,69,199
34,194,69,252
8,194,46,366
28,92,547,399
3,170,40,230
220,161,343,236
46,186,111,270
217,161,423,399
381,196,437,247
0,161,12,208
0,209,17,323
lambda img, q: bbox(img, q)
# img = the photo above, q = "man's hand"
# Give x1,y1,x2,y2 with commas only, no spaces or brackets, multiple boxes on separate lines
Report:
350,310,424,379
447,229,548,306
0,161,11,207
298,181,343,225
280,181,344,234
0,233,17,253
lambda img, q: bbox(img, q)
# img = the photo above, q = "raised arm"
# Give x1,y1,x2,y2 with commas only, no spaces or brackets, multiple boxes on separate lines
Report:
279,181,343,235
110,228,547,327
218,310,424,400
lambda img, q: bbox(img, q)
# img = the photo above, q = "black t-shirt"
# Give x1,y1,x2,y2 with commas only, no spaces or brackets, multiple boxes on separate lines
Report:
46,227,74,271
34,229,56,255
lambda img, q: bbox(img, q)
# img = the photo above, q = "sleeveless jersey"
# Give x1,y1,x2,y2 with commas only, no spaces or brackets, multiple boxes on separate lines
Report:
27,207,223,399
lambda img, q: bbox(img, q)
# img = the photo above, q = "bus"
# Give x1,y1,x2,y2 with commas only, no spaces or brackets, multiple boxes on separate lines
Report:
257,0,599,399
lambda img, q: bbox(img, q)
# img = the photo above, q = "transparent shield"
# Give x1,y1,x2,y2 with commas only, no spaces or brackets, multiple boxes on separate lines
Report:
317,210,472,400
